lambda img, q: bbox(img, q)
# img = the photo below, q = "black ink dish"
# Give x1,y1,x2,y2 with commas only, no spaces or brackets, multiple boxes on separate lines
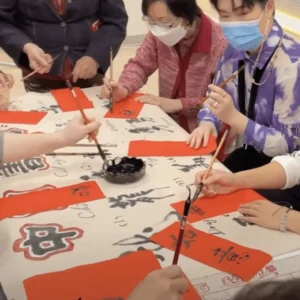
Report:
103,157,146,184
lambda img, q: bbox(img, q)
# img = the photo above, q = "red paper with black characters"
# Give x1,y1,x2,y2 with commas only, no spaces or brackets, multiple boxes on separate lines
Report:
0,111,46,124
23,250,201,300
128,136,217,157
51,88,94,112
104,92,144,119
171,189,266,223
150,222,272,281
0,181,105,221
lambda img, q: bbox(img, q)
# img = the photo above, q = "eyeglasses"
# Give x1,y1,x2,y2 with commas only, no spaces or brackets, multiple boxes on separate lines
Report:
142,16,179,29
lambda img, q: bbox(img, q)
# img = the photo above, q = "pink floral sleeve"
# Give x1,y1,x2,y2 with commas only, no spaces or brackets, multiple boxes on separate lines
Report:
118,32,159,95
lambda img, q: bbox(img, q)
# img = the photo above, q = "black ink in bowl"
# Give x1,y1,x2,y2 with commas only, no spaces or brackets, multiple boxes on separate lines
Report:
103,156,146,184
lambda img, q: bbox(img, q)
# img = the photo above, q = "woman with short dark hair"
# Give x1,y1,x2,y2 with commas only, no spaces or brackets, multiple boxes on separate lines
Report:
101,0,227,133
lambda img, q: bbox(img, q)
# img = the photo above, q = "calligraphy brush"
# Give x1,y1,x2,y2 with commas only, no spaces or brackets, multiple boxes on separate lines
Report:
109,46,114,112
46,152,100,156
21,54,60,82
191,129,229,203
66,79,107,162
172,186,192,265
195,65,245,109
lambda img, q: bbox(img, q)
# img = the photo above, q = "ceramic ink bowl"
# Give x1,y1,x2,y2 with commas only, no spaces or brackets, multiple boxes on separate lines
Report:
102,156,146,184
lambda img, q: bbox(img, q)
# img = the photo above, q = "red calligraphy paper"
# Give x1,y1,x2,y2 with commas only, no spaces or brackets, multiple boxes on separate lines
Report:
128,136,216,157
23,250,201,300
172,189,266,223
0,111,46,124
0,181,105,221
150,222,272,281
51,88,94,112
104,92,144,119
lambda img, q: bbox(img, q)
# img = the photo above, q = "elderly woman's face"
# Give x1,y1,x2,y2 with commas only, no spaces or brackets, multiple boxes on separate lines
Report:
145,1,181,29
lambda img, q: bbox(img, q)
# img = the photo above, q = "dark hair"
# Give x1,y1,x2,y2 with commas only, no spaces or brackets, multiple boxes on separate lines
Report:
233,279,300,300
210,0,269,10
141,0,202,24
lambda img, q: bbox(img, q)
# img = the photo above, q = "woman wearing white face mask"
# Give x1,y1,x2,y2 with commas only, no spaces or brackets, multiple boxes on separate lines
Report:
100,0,227,133
188,0,300,173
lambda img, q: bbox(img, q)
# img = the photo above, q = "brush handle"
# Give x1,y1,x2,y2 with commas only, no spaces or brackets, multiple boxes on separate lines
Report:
172,227,185,265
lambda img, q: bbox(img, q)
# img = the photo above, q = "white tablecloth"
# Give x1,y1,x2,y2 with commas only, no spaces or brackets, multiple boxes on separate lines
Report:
0,87,299,299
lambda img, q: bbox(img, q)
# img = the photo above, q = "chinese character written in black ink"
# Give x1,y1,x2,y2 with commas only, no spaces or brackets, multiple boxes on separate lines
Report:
170,230,197,249
128,125,173,134
108,187,175,209
190,205,205,215
172,157,209,172
126,118,154,124
113,233,165,261
204,220,225,236
72,186,90,197
213,247,250,264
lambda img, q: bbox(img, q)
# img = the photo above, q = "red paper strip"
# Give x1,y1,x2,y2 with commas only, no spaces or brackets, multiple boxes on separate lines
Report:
51,88,94,112
0,111,46,124
150,222,272,282
23,250,201,300
128,136,216,157
0,181,105,221
172,189,266,223
104,92,144,119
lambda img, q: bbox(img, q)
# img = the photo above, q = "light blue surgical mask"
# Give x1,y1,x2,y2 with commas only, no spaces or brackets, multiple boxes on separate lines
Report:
220,14,267,51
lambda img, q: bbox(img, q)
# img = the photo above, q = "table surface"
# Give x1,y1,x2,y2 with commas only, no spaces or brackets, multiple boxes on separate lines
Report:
0,87,300,300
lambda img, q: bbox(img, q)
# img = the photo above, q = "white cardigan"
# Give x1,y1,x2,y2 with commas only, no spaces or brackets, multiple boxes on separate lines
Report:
273,151,300,189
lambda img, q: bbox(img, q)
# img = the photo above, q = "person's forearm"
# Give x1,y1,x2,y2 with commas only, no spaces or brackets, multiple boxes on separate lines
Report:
3,132,65,163
287,210,300,235
232,162,287,190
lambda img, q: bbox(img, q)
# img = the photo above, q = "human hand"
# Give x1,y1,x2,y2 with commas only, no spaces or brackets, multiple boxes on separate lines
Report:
0,71,14,89
100,78,128,102
0,86,9,110
206,84,239,124
136,94,183,113
238,200,290,231
127,265,189,300
195,169,239,196
23,43,53,74
58,116,101,146
187,121,218,148
72,56,99,83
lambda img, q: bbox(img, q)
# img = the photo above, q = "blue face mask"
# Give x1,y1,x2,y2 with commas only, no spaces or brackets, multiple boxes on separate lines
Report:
220,16,265,51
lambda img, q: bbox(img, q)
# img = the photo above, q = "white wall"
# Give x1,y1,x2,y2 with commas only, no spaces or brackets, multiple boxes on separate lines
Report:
124,0,148,37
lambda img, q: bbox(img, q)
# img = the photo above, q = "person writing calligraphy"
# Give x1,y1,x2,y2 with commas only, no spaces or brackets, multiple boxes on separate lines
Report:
0,0,128,92
188,0,300,172
100,0,227,133
0,116,100,165
0,71,14,110
194,147,300,235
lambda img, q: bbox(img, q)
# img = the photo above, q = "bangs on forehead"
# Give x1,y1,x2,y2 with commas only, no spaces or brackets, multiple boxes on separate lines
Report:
211,0,257,10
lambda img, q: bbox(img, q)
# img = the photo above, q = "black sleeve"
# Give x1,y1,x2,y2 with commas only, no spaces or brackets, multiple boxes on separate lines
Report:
0,0,33,62
84,0,128,74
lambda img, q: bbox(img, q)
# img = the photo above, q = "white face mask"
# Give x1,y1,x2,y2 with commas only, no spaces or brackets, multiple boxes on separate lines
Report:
150,22,187,46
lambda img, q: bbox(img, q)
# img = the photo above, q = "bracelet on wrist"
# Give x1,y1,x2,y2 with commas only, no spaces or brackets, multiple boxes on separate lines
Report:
279,207,293,232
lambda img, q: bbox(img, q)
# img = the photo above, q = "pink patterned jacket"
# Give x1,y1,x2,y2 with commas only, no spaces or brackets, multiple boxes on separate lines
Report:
119,13,227,132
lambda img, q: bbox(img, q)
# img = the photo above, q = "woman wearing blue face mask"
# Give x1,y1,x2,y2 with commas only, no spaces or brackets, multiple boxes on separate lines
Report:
100,0,227,133
188,0,300,173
